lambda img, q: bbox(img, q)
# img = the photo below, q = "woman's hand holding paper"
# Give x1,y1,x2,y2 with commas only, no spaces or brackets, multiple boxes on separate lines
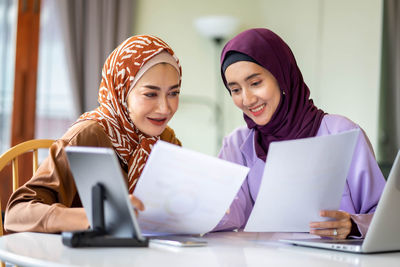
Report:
309,210,352,239
129,195,145,216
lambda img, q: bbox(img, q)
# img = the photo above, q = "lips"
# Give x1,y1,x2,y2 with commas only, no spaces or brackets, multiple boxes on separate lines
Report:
147,117,167,126
249,104,266,116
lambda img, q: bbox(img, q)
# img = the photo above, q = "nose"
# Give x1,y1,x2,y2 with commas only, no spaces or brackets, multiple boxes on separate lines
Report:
242,88,256,107
157,95,171,114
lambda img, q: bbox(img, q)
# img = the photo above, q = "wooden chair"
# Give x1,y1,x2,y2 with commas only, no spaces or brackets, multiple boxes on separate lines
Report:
0,139,54,266
0,139,55,237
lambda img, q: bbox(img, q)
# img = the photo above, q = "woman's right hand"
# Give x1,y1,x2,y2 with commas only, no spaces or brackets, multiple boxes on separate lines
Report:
129,195,145,216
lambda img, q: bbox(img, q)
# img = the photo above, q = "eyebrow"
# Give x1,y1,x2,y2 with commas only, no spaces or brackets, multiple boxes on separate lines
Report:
143,84,180,90
227,73,261,87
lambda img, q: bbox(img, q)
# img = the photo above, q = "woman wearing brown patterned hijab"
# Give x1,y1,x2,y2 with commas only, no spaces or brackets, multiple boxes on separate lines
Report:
5,35,182,233
78,35,182,193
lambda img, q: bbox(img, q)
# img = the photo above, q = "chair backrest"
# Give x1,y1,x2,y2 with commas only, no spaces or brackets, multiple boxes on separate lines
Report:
0,139,55,236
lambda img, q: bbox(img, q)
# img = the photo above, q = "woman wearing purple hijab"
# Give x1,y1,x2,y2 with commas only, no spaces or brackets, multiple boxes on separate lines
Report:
214,28,386,239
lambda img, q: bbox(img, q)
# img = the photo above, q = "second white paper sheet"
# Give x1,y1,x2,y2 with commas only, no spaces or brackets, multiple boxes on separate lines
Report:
244,129,360,232
134,141,249,235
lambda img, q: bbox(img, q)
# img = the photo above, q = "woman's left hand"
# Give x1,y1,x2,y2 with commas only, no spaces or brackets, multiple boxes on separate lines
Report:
129,195,145,216
309,210,352,239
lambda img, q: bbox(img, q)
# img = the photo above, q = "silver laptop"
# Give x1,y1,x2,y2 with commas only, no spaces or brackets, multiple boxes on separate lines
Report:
280,150,400,254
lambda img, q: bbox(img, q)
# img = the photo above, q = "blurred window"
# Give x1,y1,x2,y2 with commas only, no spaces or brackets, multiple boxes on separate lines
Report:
0,0,17,154
35,0,76,143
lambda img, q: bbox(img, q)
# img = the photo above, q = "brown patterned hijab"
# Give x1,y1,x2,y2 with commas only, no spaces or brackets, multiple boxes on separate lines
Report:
77,35,182,193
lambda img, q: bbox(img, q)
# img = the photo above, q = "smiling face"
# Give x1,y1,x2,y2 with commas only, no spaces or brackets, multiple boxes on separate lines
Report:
127,63,180,136
224,61,281,126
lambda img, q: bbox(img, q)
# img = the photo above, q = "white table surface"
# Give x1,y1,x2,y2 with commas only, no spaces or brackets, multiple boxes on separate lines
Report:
0,231,399,267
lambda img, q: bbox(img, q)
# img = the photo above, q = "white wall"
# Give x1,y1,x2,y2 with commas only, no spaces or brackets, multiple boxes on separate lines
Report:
317,0,382,150
134,0,382,155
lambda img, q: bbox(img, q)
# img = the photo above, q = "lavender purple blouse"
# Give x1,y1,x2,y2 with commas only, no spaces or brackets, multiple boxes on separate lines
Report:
213,114,386,236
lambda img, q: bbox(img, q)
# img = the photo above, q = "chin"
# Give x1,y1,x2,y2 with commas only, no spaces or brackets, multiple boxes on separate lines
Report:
148,127,166,137
254,117,271,126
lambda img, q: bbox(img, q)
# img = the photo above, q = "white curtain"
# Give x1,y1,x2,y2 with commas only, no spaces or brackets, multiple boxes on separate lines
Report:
56,0,136,114
378,0,400,174
0,0,17,154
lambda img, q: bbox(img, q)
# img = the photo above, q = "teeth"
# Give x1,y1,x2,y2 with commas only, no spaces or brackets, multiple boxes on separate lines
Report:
250,104,265,112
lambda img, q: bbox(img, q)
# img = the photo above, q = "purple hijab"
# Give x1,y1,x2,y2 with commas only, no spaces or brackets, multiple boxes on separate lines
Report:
221,28,325,161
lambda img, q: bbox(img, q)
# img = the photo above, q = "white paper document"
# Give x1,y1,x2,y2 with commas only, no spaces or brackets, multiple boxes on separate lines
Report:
244,129,360,232
134,141,249,235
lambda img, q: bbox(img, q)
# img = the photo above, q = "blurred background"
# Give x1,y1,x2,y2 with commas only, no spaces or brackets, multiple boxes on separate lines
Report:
0,0,399,169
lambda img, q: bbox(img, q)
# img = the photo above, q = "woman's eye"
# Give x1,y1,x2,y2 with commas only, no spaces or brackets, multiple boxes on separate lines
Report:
169,91,180,97
230,88,240,94
251,81,261,87
144,93,157,97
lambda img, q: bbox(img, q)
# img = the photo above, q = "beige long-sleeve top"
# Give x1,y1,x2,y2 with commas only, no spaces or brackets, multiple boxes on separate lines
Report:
4,120,181,233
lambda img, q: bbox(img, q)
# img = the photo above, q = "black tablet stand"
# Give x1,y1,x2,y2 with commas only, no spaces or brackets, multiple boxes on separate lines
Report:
62,183,149,247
